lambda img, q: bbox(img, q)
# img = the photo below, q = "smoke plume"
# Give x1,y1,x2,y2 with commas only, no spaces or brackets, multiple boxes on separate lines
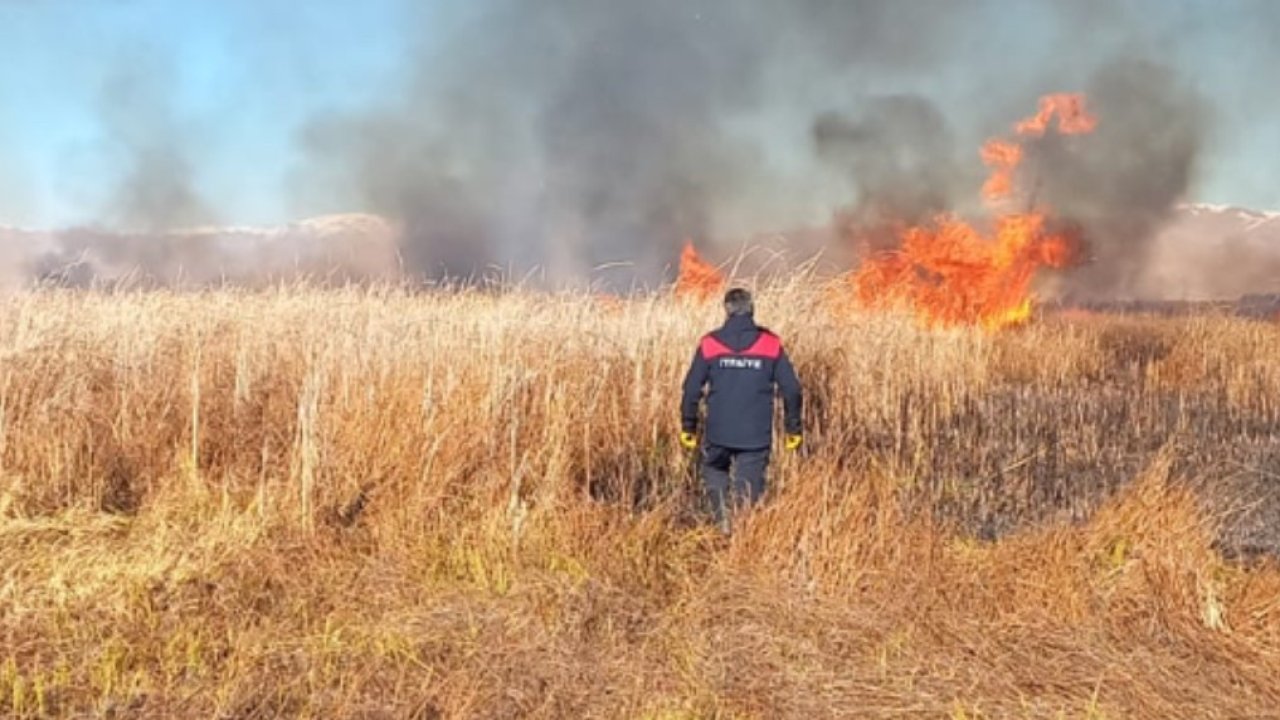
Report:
9,0,1280,299
1031,58,1207,301
97,55,214,232
32,52,222,286
295,0,986,287
813,95,970,259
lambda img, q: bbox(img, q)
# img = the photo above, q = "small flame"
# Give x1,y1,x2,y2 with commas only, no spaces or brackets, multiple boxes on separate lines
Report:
1015,93,1098,136
986,298,1032,332
593,293,625,314
675,241,725,300
851,93,1096,331
980,140,1023,201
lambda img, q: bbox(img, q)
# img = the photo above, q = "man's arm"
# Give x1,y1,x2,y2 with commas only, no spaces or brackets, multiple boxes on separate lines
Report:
775,348,803,436
680,346,710,433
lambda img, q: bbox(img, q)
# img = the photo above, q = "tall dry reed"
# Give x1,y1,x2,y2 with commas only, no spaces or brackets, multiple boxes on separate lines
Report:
0,281,1278,718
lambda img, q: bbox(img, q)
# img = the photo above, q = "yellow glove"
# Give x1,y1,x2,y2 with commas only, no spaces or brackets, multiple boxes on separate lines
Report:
679,431,698,450
784,434,803,451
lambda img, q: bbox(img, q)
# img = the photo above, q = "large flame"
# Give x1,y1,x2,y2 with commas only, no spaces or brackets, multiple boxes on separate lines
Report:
853,93,1097,331
675,241,725,299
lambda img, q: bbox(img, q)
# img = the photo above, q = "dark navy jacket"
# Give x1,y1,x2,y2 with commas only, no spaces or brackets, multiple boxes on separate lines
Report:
681,313,803,450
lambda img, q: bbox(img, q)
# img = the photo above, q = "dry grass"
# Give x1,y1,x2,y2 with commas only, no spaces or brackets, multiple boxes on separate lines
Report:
1,280,1279,718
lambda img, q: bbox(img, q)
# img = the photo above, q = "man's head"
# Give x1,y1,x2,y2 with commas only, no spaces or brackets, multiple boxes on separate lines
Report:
724,287,754,317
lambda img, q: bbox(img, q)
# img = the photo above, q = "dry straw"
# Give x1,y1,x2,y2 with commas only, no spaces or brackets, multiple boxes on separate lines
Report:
0,278,1277,718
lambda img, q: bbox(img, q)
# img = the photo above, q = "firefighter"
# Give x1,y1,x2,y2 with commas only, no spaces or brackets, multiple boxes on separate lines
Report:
680,287,803,532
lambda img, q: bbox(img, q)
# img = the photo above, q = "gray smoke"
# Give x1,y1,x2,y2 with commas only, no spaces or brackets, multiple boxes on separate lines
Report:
32,52,221,286
813,95,969,258
812,55,1212,303
1031,58,1207,300
532,2,759,285
295,0,986,287
10,0,1279,298
97,56,214,232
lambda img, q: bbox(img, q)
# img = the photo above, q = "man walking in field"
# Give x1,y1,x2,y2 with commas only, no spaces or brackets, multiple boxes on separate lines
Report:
680,288,803,532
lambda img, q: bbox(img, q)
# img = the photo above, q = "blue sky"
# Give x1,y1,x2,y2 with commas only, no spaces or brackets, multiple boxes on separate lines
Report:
0,0,417,225
0,0,1275,228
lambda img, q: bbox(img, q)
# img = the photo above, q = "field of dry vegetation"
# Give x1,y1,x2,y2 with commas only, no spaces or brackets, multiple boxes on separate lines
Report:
1,279,1279,718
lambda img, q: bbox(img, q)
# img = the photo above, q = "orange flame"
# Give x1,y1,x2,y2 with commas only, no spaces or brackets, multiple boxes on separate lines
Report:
1015,93,1098,136
852,93,1096,331
592,292,626,315
980,140,1023,202
675,241,725,300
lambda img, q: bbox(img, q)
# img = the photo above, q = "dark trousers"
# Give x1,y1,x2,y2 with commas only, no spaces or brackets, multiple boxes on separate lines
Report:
701,443,770,525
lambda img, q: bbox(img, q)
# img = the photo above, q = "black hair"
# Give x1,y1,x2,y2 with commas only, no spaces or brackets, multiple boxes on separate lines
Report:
724,287,753,316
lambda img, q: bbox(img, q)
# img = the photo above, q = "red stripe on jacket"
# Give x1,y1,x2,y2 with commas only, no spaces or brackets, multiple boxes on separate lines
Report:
700,331,782,360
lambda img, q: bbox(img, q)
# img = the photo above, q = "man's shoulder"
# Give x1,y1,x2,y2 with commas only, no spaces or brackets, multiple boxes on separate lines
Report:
754,326,786,348
750,330,783,359
699,333,734,359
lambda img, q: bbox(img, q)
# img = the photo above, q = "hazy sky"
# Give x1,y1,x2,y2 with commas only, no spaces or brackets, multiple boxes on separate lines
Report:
0,0,418,226
0,0,1275,229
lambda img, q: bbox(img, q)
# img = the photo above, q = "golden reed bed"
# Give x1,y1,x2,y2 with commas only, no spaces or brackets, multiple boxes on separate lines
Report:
0,282,1278,718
